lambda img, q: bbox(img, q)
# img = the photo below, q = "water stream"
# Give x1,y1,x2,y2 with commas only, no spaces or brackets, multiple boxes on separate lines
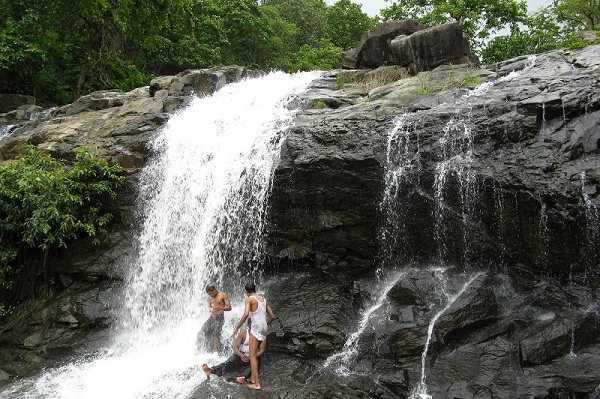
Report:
0,70,319,399
323,271,406,374
410,272,482,399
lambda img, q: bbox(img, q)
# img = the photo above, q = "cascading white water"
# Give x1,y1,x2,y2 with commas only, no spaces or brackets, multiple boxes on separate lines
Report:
433,110,476,261
0,124,16,141
0,70,319,399
380,114,422,264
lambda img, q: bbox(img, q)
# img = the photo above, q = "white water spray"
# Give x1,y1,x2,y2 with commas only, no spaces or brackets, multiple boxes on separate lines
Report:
0,70,319,399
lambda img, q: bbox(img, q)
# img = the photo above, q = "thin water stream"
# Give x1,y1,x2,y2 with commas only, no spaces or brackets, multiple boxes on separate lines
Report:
410,272,482,399
323,271,406,374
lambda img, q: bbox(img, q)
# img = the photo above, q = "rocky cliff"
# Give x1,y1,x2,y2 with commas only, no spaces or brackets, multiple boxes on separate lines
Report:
0,44,599,398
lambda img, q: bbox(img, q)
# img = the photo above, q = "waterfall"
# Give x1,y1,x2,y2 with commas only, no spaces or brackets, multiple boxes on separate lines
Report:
433,108,476,262
0,124,16,141
380,114,422,265
0,70,319,399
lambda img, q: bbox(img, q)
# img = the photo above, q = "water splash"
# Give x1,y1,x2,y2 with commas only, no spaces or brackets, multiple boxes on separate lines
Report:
0,70,319,399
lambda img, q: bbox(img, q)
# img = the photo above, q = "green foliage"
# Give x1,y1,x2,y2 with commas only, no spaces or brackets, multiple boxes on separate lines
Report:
7,0,600,104
553,0,600,30
287,39,343,72
564,32,600,48
464,74,481,85
0,146,124,307
264,0,329,51
481,7,566,63
326,0,379,50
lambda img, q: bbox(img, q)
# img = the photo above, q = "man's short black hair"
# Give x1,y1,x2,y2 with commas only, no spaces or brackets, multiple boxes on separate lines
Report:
244,281,256,293
206,284,216,293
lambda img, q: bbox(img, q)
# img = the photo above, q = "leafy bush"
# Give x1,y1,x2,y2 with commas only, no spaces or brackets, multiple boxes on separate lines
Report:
287,39,343,72
0,146,124,311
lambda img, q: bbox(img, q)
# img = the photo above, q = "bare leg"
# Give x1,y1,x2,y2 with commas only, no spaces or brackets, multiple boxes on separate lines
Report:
201,364,212,379
247,334,262,390
213,336,220,352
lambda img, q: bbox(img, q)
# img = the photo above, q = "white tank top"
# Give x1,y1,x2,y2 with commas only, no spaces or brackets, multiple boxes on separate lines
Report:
239,330,250,355
249,295,268,341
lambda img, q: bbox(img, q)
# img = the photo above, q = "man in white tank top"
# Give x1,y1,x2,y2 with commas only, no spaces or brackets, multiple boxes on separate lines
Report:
232,281,276,390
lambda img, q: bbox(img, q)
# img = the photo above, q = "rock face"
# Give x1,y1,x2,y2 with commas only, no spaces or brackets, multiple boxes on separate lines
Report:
0,94,36,113
342,20,479,74
1,38,600,399
389,21,480,73
342,19,425,69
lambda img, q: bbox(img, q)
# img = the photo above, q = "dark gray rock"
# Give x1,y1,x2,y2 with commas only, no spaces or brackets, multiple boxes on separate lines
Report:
389,22,480,74
342,20,425,69
0,93,36,113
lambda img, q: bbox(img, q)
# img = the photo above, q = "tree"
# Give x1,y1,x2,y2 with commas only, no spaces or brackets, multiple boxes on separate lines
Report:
287,39,343,71
481,7,566,63
262,0,329,50
0,0,180,103
0,146,124,313
380,0,529,49
553,0,600,30
326,0,379,50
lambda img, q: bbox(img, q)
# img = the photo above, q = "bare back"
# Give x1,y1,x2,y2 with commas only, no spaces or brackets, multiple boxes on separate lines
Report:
246,294,265,313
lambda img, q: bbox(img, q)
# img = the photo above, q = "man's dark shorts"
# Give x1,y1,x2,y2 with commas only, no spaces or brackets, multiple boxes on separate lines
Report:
202,313,225,339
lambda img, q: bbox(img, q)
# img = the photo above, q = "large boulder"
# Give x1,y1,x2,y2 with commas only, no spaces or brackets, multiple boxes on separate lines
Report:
0,93,36,113
342,19,425,69
389,21,480,74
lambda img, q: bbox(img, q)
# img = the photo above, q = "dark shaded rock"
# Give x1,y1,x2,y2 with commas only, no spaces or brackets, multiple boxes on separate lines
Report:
262,271,356,359
435,273,498,344
390,325,427,357
520,317,573,365
379,370,410,397
342,20,425,69
266,109,389,270
389,22,480,74
427,337,520,399
0,93,36,113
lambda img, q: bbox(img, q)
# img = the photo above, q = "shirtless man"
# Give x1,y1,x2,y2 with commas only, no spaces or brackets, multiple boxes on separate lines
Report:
197,285,231,353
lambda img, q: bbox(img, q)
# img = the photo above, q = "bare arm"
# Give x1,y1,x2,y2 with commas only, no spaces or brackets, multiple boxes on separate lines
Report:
232,297,251,337
233,330,247,359
266,302,276,325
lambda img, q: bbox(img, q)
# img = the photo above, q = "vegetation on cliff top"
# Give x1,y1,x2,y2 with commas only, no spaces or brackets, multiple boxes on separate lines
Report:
0,0,598,105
